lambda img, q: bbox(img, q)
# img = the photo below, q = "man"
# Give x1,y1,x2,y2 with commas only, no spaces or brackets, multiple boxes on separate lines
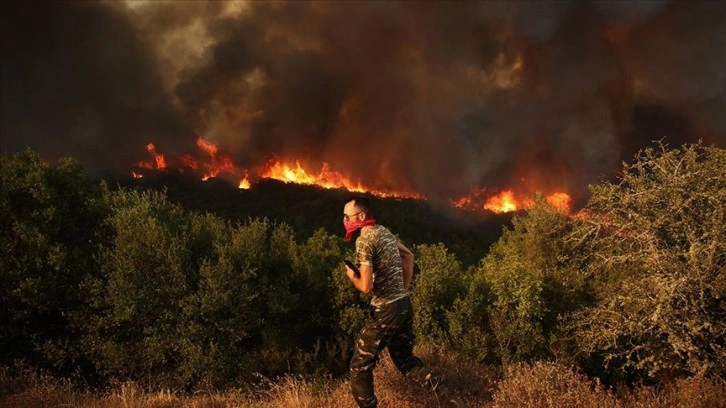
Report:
342,196,467,408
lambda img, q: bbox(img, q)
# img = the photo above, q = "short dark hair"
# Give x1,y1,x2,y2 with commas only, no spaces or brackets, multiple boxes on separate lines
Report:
345,196,371,215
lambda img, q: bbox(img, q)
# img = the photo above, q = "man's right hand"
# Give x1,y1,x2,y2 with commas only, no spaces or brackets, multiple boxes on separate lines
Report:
346,263,374,294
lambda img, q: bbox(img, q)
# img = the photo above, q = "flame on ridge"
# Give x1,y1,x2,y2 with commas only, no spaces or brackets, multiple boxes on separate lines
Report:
137,143,166,170
133,136,571,213
451,188,572,214
133,136,421,199
256,160,421,199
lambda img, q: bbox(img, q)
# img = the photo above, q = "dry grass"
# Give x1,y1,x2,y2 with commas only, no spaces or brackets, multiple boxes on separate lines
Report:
2,348,724,408
491,361,617,408
622,376,726,408
491,361,726,408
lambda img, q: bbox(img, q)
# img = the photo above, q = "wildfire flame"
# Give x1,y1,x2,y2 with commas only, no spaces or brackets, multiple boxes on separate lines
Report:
545,192,572,212
137,143,166,170
238,174,251,189
261,161,364,190
451,188,572,214
484,190,520,213
132,136,420,198
133,136,572,214
180,136,243,180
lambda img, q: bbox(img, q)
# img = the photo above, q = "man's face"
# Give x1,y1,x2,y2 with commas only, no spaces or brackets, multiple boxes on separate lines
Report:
343,201,363,222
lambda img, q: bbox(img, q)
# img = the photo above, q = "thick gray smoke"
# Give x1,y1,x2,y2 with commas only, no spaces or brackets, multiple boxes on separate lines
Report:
2,1,724,204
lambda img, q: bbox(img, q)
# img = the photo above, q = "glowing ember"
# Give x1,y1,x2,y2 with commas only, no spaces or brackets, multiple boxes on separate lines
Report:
450,196,472,208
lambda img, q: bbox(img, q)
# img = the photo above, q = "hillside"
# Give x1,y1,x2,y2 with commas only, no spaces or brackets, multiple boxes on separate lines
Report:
106,171,514,267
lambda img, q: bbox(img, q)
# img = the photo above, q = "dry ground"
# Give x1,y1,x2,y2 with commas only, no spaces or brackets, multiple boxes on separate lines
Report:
2,345,724,408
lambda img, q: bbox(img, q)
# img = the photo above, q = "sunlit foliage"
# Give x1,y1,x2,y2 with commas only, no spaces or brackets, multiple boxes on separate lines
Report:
565,142,725,381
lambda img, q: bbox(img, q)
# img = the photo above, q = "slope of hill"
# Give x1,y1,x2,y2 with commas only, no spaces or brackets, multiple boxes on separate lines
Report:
105,171,513,266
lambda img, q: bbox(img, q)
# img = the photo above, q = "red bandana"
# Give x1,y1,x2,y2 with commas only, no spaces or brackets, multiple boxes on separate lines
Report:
344,218,376,241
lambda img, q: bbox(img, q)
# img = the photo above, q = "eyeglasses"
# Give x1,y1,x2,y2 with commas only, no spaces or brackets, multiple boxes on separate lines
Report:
343,211,363,221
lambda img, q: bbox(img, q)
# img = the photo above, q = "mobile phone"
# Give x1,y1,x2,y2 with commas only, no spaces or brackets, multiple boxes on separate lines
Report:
344,259,361,278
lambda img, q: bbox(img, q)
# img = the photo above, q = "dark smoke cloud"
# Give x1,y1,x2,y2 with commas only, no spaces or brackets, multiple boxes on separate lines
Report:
1,1,724,204
0,1,189,174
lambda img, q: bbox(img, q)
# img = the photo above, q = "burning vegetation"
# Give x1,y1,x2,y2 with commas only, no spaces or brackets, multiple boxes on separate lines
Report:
133,136,571,213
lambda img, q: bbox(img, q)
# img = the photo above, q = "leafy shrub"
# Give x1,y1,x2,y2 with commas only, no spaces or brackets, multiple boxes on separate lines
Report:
330,238,369,367
0,150,108,374
464,198,591,365
73,184,353,388
447,269,497,363
290,229,350,374
565,142,726,382
81,188,197,386
411,243,468,345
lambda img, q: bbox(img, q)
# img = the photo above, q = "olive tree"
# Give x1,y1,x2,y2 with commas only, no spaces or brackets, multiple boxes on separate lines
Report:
1,150,107,373
82,188,195,386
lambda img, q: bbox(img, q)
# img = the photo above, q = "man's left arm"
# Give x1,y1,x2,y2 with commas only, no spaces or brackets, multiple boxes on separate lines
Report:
398,242,414,290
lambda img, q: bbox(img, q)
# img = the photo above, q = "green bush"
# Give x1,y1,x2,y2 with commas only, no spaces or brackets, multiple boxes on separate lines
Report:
330,238,369,367
78,187,353,388
80,188,196,386
290,228,350,375
0,150,107,374
468,198,591,365
411,243,468,345
447,268,496,363
565,142,726,382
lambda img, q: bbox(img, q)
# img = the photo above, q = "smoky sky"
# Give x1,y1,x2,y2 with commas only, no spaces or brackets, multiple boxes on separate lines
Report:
1,0,724,203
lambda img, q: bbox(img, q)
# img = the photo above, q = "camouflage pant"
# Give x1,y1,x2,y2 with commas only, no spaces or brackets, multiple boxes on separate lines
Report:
349,296,442,408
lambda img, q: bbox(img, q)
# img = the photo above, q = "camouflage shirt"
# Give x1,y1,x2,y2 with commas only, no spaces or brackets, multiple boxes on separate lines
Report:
355,224,408,306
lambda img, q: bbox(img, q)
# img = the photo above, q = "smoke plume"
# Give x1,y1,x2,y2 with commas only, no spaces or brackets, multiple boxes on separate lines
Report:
2,1,724,204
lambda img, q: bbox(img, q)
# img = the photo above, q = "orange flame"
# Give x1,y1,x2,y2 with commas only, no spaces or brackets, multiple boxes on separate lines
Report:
133,137,419,196
545,192,572,212
484,190,522,213
137,143,166,170
260,160,368,191
258,160,420,198
239,174,251,189
452,188,572,214
133,137,571,212
179,136,242,180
